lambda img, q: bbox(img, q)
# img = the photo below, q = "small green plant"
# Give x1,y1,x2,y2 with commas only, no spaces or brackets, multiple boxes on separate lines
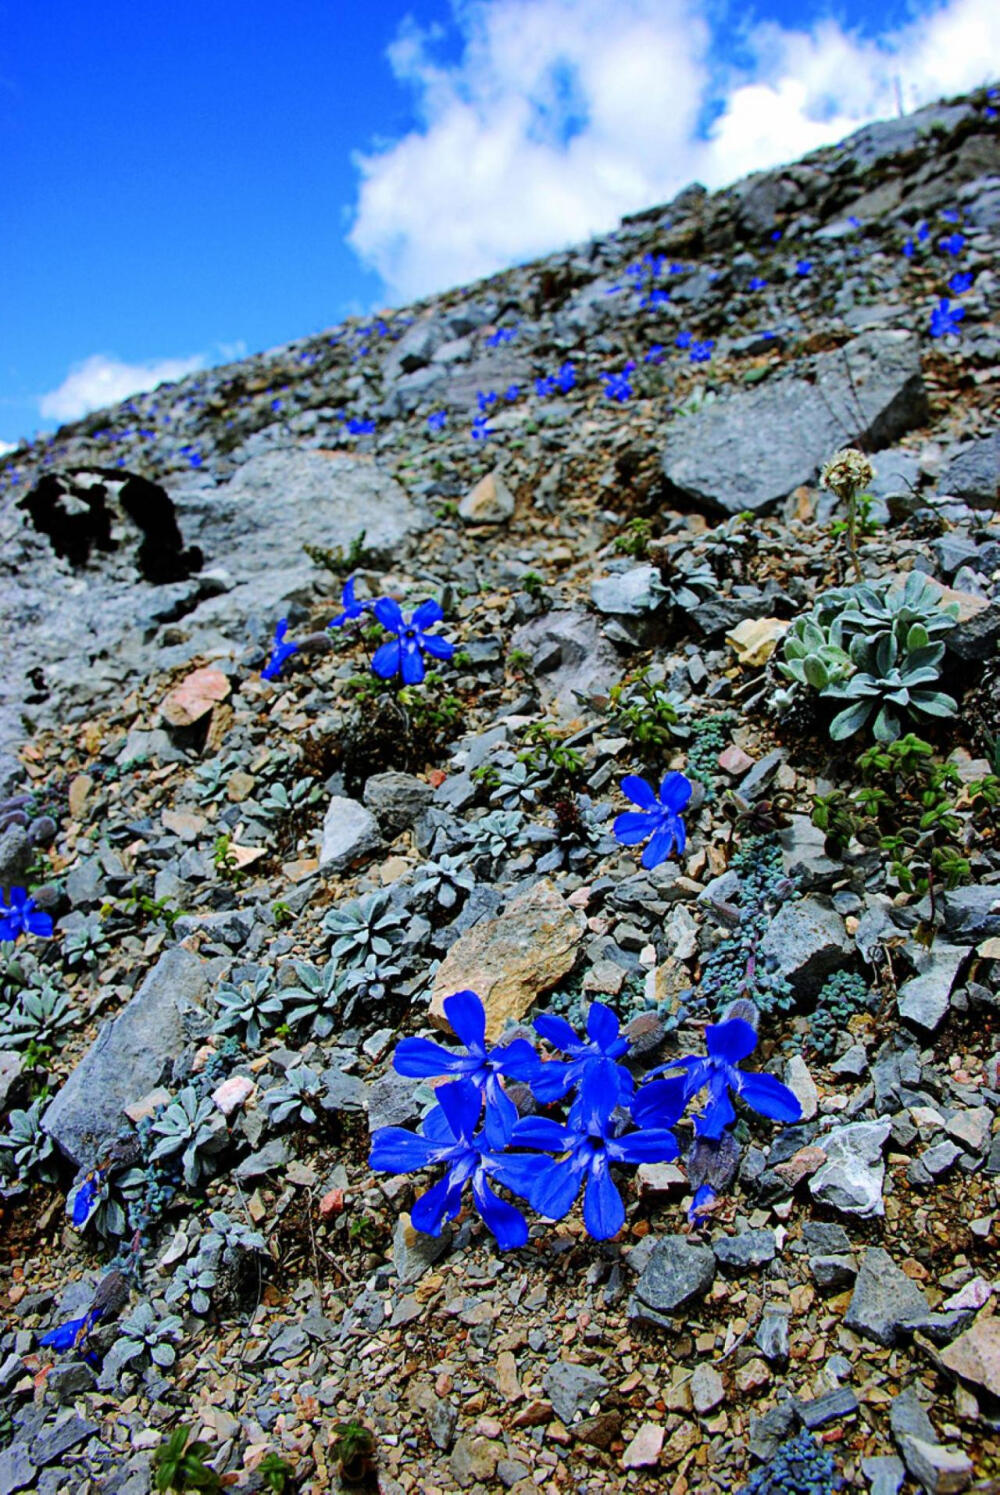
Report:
212,834,244,887
263,1065,323,1127
153,1425,221,1492
258,1452,297,1494
507,647,533,673
820,447,874,581
332,1420,377,1487
149,1087,229,1187
214,970,288,1048
434,500,460,520
607,666,680,760
0,1098,59,1183
519,721,585,782
614,516,652,558
520,571,545,599
399,675,465,745
60,912,110,968
348,1215,380,1247
808,971,873,1059
123,892,182,933
303,529,372,577
272,901,293,927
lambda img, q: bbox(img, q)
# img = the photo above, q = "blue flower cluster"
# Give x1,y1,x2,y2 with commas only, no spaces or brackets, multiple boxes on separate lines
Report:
0,886,53,942
370,992,800,1248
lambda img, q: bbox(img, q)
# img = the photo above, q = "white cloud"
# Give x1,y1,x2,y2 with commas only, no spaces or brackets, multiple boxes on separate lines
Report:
38,352,207,423
348,0,999,302
0,438,19,456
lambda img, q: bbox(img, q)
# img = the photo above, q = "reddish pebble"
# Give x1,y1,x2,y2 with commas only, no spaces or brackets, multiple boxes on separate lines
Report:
319,1188,345,1219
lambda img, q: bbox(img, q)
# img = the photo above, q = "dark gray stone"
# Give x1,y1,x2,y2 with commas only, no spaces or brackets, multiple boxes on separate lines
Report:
320,1066,368,1112
860,1454,905,1495
810,1255,858,1290
591,564,667,616
946,600,1000,662
794,1386,858,1429
628,1236,716,1325
0,824,32,889
661,330,926,515
0,1441,35,1495
29,1413,98,1467
941,433,998,510
760,897,852,997
755,1304,791,1364
363,772,433,835
713,1228,776,1269
934,885,1000,941
542,1361,608,1423
366,1070,420,1131
844,1247,931,1346
42,947,211,1166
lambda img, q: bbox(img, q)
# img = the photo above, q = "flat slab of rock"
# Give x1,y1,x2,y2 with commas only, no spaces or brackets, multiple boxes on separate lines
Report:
896,941,969,1031
42,948,210,1166
509,610,622,717
459,470,515,524
844,1247,930,1346
542,1361,608,1423
591,564,667,615
661,329,926,514
809,1119,891,1217
628,1236,716,1326
319,796,382,873
941,1317,1000,1399
760,897,852,997
430,877,584,1041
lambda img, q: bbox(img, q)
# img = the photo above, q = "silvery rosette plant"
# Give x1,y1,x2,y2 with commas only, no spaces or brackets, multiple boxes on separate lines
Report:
149,1087,229,1186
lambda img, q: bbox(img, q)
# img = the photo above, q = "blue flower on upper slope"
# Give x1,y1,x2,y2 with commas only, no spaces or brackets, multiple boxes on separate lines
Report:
427,410,447,431
675,330,692,349
613,772,692,869
371,597,455,685
369,1079,542,1249
929,298,964,338
938,232,965,256
393,990,538,1128
261,619,298,682
634,1017,801,1140
795,260,812,277
689,339,715,364
948,271,973,295
0,887,53,941
531,1001,633,1105
328,575,368,629
749,276,768,290
513,1066,683,1240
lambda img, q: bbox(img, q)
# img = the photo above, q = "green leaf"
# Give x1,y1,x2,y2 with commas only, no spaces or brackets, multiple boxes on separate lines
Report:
906,622,930,651
829,700,873,740
803,656,829,690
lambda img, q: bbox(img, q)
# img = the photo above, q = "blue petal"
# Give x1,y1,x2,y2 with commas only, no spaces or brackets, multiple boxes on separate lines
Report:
369,1127,441,1172
613,810,653,845
620,774,657,809
531,1159,583,1220
472,1174,528,1250
0,917,17,941
421,633,455,660
434,1079,482,1143
582,1160,625,1240
641,818,682,868
412,599,444,630
705,1018,757,1065
24,909,52,937
524,1059,576,1103
510,1116,574,1152
443,990,486,1052
572,1060,621,1132
371,638,402,678
400,643,425,685
490,1150,551,1200
482,1086,517,1147
411,1170,465,1236
692,1083,737,1140
608,1127,680,1165
659,772,693,811
393,1036,466,1078
737,1071,803,1125
630,1075,688,1129
493,1037,540,1081
374,596,404,632
342,576,357,608
40,1316,89,1352
533,1013,583,1054
586,1001,620,1051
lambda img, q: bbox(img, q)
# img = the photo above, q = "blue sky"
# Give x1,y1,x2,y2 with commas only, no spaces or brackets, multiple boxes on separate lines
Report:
1,0,994,446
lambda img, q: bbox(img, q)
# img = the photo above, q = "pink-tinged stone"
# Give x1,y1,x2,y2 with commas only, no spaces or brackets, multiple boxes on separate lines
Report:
941,1317,1000,1397
124,1086,173,1124
943,1277,993,1313
160,667,230,728
623,1422,664,1469
717,744,755,777
212,1074,255,1115
319,1188,345,1219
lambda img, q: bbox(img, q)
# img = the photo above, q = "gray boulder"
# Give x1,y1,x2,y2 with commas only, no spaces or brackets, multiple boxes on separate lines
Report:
319,796,382,873
809,1119,891,1217
660,330,926,514
363,772,434,836
845,1248,931,1346
628,1235,716,1326
940,432,998,510
509,610,622,717
42,948,211,1165
760,897,852,997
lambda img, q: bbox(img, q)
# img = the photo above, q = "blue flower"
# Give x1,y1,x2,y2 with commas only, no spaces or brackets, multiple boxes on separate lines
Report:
328,576,368,629
902,239,915,258
393,990,538,1129
556,362,575,392
477,390,498,413
427,410,447,431
369,1079,540,1249
0,887,53,941
939,232,965,256
848,215,861,228
513,1066,682,1240
347,417,375,435
929,298,964,338
749,276,768,290
504,384,520,402
940,208,959,223
531,1001,634,1106
261,619,298,681
471,415,492,442
602,363,635,402
70,1166,108,1227
770,229,782,241
948,271,973,294
40,1309,101,1355
644,344,664,365
371,597,455,685
635,1017,801,1140
795,259,812,277
689,339,715,364
613,772,692,869
535,375,556,397
640,288,670,308
917,222,929,242
675,330,692,349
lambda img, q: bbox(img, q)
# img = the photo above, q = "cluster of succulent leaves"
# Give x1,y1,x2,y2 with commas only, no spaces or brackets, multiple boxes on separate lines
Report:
149,1086,229,1187
165,1211,266,1315
0,965,75,1054
811,734,996,895
699,833,796,1018
0,1096,59,1183
779,572,959,742
807,971,874,1060
738,1430,841,1494
683,712,737,803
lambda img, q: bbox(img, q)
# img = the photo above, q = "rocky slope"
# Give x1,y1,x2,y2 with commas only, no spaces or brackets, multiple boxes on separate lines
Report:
0,85,998,1495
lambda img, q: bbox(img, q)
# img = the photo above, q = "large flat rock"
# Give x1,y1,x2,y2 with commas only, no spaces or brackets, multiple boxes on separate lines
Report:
42,947,211,1166
660,330,926,515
